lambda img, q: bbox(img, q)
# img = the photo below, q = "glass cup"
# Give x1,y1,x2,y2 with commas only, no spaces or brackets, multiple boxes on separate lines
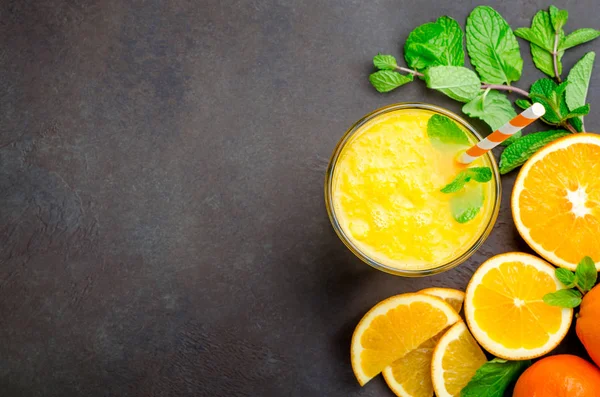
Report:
324,103,501,277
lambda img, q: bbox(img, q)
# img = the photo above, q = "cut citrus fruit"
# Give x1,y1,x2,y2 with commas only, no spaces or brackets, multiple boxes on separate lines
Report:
512,133,600,270
464,252,573,359
421,287,465,313
382,288,464,397
351,293,460,386
431,322,487,397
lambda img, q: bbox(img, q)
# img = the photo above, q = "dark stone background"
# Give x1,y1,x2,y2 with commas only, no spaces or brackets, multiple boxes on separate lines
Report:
1,1,598,396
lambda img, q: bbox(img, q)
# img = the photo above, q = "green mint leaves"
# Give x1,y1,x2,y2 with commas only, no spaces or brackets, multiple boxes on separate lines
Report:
549,5,569,32
449,184,485,224
499,130,569,174
576,256,598,292
543,256,598,308
461,358,531,397
515,6,600,79
427,114,469,147
556,267,577,287
566,52,595,131
425,66,481,102
561,28,600,50
544,288,583,308
442,168,491,223
466,6,523,85
529,78,589,126
405,16,465,72
373,54,398,70
440,167,492,193
369,70,413,92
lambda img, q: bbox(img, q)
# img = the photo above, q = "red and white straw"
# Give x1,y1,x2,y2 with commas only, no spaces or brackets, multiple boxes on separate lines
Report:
458,103,546,164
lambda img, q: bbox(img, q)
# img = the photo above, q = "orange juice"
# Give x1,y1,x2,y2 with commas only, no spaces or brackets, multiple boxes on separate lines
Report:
326,105,499,275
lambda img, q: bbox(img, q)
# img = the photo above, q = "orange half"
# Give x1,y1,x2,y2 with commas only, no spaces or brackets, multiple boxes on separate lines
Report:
512,133,600,270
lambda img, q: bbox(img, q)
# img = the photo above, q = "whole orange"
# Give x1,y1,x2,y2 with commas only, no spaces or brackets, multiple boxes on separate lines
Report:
513,355,600,397
577,284,600,367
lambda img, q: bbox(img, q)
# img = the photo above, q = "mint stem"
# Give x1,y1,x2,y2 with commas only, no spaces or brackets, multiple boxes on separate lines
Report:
553,32,561,82
395,65,425,77
562,121,578,134
481,84,530,98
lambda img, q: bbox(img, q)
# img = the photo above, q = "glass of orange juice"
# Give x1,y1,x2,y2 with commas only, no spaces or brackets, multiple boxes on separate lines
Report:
325,103,501,276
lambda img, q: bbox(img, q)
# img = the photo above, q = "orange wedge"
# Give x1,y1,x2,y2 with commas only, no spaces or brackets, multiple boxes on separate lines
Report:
351,293,460,386
513,133,600,270
382,288,464,397
464,252,573,359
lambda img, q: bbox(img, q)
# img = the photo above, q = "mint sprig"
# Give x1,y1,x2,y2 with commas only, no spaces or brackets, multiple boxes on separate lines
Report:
515,6,600,81
367,5,598,173
461,358,531,397
528,78,589,133
543,256,598,308
440,167,492,193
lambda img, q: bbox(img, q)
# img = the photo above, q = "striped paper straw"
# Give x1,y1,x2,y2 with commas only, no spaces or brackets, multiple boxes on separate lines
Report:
458,103,546,164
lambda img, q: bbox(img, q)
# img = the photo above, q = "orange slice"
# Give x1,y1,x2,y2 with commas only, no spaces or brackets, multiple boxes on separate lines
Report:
382,288,464,397
464,252,573,359
351,293,460,386
431,322,487,397
512,133,600,270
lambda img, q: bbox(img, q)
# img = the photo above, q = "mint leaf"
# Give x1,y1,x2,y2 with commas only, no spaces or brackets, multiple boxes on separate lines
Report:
566,104,590,118
576,256,598,292
515,10,564,78
425,66,481,102
373,54,398,70
543,288,582,308
450,184,484,223
566,52,595,131
530,78,570,124
531,43,563,77
441,167,492,193
515,99,533,110
405,16,465,73
556,268,577,288
463,90,520,145
427,114,469,147
460,358,531,397
369,70,413,92
549,6,568,32
466,6,523,85
560,28,600,50
499,130,569,174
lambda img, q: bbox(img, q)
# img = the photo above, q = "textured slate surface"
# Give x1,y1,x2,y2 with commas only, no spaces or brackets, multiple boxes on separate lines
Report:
0,1,598,396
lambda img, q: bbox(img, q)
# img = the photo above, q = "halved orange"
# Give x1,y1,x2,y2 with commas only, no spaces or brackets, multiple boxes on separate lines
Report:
513,133,600,270
382,288,464,397
351,293,460,386
464,252,573,359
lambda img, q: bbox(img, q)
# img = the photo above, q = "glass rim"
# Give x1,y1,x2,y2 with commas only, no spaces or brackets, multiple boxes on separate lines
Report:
324,102,502,277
